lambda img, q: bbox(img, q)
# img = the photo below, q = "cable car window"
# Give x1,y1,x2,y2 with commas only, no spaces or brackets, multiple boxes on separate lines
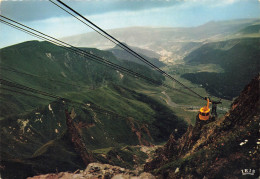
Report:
206,113,209,116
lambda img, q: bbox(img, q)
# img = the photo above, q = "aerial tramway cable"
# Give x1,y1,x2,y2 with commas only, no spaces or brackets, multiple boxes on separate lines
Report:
0,16,198,99
0,66,92,89
51,0,205,100
0,86,53,102
48,0,118,46
0,78,126,119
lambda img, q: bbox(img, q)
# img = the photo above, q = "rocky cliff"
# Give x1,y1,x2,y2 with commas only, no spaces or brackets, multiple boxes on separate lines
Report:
144,74,260,178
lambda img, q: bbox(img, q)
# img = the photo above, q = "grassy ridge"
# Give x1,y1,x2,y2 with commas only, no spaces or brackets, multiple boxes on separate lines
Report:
181,37,260,99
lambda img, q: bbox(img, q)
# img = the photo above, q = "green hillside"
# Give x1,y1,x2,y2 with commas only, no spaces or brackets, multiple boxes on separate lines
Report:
181,38,260,99
0,41,164,117
238,24,260,34
0,41,187,178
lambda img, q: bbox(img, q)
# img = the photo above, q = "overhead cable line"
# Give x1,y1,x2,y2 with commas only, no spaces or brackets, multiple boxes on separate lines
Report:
0,65,91,90
0,17,196,98
0,86,53,102
48,0,118,46
0,78,62,99
0,78,125,119
0,85,123,119
0,16,198,99
51,0,205,100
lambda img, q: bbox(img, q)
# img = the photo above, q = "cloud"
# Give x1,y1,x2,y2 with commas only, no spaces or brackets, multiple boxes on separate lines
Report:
1,0,181,22
1,0,250,22
182,0,239,3
181,0,245,6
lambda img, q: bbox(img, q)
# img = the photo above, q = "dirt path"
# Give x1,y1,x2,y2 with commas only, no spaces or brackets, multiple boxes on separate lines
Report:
161,91,201,110
161,91,178,107
161,91,228,112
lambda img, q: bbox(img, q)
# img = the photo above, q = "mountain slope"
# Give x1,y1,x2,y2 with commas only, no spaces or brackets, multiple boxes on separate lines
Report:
0,41,187,178
238,24,260,35
181,37,260,99
144,74,260,178
0,40,164,118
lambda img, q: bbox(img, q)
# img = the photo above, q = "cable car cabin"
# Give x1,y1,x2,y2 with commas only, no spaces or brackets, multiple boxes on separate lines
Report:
199,98,210,120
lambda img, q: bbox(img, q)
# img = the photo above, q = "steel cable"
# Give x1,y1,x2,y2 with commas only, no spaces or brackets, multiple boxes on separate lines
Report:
0,16,198,99
51,0,205,100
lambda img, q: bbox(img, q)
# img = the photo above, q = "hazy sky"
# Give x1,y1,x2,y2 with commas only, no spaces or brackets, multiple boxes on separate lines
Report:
0,0,260,48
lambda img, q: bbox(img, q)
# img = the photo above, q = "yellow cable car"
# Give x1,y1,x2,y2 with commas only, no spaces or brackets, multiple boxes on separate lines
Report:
199,98,210,120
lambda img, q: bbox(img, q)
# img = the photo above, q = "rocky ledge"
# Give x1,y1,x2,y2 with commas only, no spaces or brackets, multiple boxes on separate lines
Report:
27,163,155,179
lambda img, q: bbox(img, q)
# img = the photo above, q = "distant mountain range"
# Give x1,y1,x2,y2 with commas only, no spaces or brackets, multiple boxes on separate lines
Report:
61,18,260,63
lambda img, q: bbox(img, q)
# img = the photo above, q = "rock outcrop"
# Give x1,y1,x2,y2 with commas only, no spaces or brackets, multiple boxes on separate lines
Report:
144,74,260,178
28,163,155,179
65,109,95,165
